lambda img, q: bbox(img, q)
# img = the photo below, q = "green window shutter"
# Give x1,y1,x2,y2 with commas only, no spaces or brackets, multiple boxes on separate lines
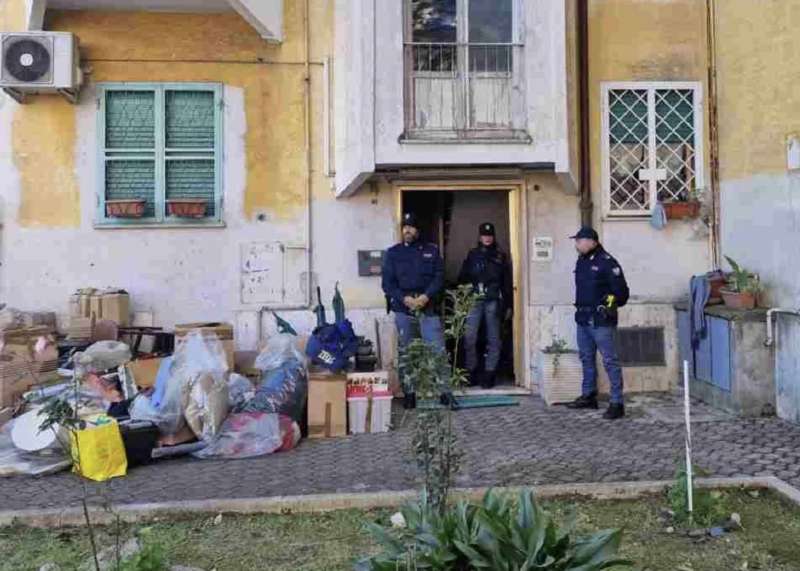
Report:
165,90,218,218
103,90,157,219
98,83,222,226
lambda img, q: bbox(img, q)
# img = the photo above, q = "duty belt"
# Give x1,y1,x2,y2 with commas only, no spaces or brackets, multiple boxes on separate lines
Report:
576,306,596,312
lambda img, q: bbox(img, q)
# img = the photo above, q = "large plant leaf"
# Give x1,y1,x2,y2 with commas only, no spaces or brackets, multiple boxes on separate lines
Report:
568,528,629,570
453,540,492,568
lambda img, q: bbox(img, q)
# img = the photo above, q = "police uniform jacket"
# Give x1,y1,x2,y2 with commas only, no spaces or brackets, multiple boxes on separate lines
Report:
382,240,444,314
458,244,513,308
574,246,629,326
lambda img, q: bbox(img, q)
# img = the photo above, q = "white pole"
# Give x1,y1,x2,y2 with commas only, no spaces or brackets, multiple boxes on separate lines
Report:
683,359,694,516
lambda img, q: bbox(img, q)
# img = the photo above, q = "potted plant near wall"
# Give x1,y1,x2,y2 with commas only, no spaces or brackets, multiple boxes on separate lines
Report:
537,336,583,406
105,199,146,219
167,198,208,218
720,256,762,310
663,188,702,220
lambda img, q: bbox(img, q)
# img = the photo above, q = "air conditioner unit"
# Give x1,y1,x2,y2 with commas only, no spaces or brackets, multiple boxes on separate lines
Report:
0,31,82,104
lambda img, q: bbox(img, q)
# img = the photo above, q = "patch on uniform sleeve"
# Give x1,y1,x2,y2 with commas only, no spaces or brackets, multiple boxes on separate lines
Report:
591,266,600,271
423,253,433,259
613,267,621,276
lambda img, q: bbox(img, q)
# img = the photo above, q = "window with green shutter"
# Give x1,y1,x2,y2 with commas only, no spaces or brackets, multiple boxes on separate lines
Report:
97,83,223,226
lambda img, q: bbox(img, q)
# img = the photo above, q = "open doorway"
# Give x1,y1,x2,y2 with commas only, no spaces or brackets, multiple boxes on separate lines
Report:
402,189,516,387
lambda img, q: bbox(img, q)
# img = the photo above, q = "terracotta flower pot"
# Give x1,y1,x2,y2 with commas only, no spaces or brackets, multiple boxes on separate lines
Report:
167,199,207,218
720,288,757,310
106,199,146,219
663,201,701,220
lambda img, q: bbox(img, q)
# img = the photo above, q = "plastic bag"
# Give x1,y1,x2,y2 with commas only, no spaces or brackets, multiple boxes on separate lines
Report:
239,359,307,422
173,331,229,377
79,341,132,372
193,412,300,459
254,334,306,372
183,373,229,441
71,416,128,482
227,373,254,409
130,332,228,436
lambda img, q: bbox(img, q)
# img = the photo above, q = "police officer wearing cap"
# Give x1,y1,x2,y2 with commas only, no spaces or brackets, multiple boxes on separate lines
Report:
382,213,447,408
567,227,630,419
458,222,513,388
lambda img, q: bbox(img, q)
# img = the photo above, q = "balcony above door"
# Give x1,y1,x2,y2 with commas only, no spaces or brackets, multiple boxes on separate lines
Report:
333,0,576,197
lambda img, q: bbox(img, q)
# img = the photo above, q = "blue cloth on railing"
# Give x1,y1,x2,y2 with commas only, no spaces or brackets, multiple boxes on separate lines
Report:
689,275,711,349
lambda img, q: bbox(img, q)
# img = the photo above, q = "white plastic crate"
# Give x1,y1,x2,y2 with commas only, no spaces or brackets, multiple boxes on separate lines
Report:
347,390,392,434
346,371,389,395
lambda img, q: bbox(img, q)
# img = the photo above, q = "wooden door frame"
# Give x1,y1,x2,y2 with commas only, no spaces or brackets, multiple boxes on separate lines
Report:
394,179,531,389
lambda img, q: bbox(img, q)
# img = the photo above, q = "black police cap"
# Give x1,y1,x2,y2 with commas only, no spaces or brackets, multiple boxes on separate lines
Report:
570,227,599,241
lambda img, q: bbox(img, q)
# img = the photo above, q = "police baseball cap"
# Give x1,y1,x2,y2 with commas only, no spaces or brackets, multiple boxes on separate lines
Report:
570,226,599,241
479,222,495,237
401,213,419,229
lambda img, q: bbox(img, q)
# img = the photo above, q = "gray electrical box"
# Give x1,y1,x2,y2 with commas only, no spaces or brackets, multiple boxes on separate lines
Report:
358,250,385,277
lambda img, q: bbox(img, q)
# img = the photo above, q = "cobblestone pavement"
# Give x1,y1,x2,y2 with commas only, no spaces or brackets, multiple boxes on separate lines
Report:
2,393,800,512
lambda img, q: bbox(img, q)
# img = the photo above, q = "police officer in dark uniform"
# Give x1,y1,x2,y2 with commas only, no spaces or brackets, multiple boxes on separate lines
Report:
382,213,447,408
458,222,513,388
566,227,630,419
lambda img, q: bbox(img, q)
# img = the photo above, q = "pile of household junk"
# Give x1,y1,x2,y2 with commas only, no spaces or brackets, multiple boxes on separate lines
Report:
0,323,308,481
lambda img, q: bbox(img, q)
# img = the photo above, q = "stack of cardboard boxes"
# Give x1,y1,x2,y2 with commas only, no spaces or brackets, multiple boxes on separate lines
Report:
0,326,59,409
68,288,131,339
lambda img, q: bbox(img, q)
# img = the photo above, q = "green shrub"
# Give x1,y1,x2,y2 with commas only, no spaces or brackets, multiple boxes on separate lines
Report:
667,466,725,527
359,489,631,570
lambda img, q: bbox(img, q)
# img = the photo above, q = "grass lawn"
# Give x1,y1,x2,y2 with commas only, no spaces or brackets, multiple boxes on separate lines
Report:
1,489,799,571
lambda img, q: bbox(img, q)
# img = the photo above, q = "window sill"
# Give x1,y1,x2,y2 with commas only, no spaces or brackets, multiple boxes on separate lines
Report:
94,221,226,230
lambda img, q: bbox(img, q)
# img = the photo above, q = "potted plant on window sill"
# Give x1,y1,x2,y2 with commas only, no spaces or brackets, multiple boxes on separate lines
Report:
660,187,702,220
105,199,146,219
720,256,762,310
536,336,583,406
167,198,207,218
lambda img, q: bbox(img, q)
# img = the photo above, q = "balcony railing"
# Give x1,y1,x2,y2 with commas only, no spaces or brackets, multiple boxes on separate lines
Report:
403,41,527,141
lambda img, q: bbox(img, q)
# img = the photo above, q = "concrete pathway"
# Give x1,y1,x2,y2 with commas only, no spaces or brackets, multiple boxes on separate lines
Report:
1,394,799,512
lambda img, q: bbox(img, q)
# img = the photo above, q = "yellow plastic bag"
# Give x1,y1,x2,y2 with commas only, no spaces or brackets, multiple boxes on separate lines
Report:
70,416,128,482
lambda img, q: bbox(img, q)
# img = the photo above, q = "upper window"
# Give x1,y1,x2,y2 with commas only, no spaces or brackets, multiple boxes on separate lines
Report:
602,83,703,216
97,83,223,226
404,0,526,139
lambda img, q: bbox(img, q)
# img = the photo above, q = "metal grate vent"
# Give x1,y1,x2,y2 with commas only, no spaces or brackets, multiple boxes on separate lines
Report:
615,327,665,367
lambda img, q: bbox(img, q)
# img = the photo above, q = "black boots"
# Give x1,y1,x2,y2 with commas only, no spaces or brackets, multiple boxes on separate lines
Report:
603,403,625,420
566,394,598,410
403,392,417,410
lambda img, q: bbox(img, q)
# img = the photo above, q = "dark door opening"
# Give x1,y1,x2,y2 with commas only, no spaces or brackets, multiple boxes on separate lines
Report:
402,190,515,386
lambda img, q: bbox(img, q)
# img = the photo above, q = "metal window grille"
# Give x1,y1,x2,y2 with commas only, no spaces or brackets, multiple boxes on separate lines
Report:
603,83,703,216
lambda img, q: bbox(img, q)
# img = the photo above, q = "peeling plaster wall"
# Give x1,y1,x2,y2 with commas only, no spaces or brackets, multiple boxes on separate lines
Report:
0,4,397,336
713,1,800,421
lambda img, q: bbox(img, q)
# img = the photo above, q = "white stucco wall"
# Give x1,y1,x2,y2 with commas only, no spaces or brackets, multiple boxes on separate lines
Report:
0,81,398,341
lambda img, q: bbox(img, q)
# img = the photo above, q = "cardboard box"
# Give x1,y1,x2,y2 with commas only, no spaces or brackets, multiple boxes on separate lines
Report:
101,293,130,326
175,322,235,369
127,357,166,389
0,328,61,407
89,294,103,320
307,371,347,439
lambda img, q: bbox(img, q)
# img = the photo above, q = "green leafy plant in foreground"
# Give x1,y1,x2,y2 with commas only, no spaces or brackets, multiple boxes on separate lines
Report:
359,489,631,571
